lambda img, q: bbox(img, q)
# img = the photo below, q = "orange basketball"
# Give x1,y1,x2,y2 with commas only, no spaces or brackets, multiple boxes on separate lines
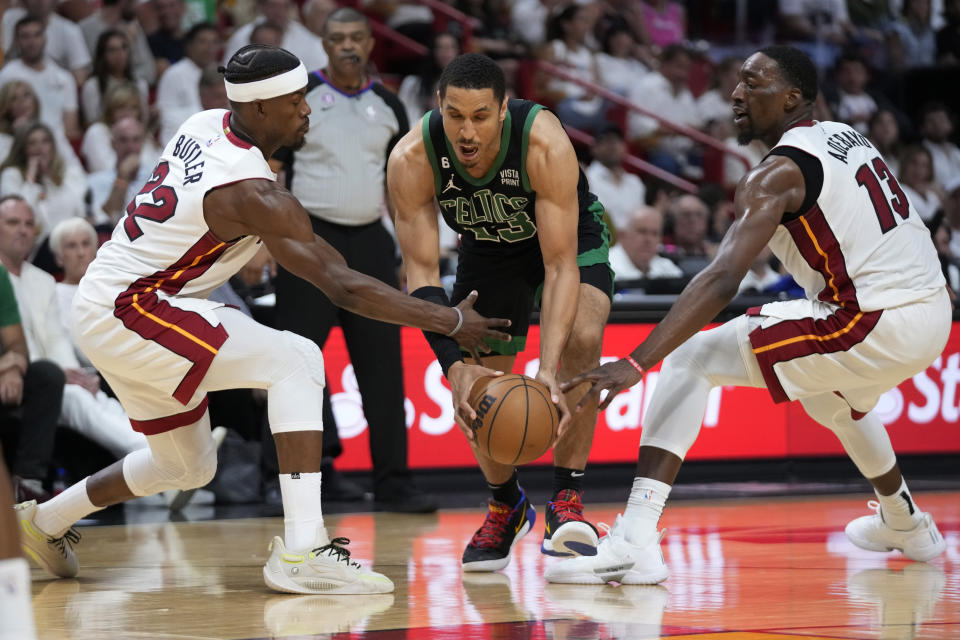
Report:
469,374,559,465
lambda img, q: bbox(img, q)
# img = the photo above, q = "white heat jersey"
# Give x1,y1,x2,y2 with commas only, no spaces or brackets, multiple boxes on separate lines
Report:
78,109,274,309
766,120,944,312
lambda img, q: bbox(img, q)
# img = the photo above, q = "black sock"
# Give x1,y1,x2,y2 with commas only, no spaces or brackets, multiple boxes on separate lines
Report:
488,470,523,507
553,466,584,495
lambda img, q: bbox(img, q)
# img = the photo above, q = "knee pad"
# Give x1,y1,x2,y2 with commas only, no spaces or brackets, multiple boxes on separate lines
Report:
267,332,325,433
278,331,325,388
123,432,219,495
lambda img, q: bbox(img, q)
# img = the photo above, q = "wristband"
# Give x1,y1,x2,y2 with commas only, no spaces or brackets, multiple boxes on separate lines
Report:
446,307,463,337
410,286,464,377
625,355,644,374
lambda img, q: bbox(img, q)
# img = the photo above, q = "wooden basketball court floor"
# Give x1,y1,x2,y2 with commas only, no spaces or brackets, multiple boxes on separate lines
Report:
27,491,960,640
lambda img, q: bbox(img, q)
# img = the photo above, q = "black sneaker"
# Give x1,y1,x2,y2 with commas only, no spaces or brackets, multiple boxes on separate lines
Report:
462,491,535,572
541,489,599,557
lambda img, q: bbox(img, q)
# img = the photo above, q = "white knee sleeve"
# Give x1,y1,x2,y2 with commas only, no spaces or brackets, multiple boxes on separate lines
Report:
639,318,763,459
267,331,325,434
122,414,219,496
799,393,896,479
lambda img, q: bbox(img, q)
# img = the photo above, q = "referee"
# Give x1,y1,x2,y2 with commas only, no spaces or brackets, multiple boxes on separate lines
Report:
274,8,436,513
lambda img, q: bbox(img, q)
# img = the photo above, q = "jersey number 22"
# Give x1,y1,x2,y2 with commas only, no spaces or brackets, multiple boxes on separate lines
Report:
124,161,179,241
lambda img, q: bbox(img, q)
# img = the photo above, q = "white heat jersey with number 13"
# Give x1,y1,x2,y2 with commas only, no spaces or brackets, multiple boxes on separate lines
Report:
78,109,275,309
766,120,944,312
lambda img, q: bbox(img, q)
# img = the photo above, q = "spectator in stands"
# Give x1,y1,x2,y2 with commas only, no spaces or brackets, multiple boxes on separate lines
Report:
398,32,461,127
596,25,649,97
919,102,960,191
0,122,87,243
1,0,92,85
541,4,607,134
198,65,228,110
222,0,327,71
81,30,150,126
698,182,736,243
250,23,282,47
0,16,81,142
899,145,944,222
888,0,937,70
81,81,156,173
510,0,562,48
0,258,63,504
777,0,853,68
847,0,895,67
146,0,187,75
938,0,960,63
585,125,646,232
927,209,960,294
87,117,156,227
456,0,528,63
0,81,39,161
942,176,960,258
48,219,97,364
640,0,686,49
738,246,782,294
157,22,219,144
79,0,156,87
663,193,715,275
826,53,881,134
627,44,703,178
609,206,682,282
302,0,337,38
869,109,903,175
0,198,147,461
697,56,742,126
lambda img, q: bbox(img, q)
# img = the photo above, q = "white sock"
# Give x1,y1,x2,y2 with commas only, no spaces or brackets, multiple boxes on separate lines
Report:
622,477,672,544
0,558,37,640
876,479,922,531
35,477,101,538
279,472,326,551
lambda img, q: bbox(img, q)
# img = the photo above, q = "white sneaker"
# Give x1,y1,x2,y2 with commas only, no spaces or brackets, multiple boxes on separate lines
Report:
167,426,228,512
14,500,80,578
544,515,669,585
845,501,946,562
262,592,394,635
263,530,394,595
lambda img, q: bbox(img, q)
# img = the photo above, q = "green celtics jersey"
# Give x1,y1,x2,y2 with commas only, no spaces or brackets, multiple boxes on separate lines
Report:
422,99,602,259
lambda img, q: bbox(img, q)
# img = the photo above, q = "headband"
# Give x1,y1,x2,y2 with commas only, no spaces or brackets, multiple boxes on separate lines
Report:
224,61,308,102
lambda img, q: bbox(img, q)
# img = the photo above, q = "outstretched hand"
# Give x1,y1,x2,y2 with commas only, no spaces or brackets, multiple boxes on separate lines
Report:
560,358,644,412
448,362,504,444
452,290,512,363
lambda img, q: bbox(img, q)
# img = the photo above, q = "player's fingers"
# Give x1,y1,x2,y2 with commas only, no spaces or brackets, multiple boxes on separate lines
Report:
468,347,483,364
460,290,479,309
485,327,512,342
598,384,626,411
575,383,604,412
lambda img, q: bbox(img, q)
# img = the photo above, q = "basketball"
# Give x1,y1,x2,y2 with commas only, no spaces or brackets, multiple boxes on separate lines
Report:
468,374,559,465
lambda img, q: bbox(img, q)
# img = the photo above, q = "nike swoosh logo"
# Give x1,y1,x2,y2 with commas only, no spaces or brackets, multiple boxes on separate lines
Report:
570,472,584,477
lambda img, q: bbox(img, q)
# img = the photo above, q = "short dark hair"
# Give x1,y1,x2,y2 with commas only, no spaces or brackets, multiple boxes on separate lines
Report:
438,53,505,105
758,45,818,102
184,21,217,45
14,15,43,36
220,44,300,84
661,43,691,64
919,100,950,123
323,7,369,33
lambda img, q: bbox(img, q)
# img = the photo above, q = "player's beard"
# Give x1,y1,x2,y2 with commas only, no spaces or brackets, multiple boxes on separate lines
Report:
737,129,755,146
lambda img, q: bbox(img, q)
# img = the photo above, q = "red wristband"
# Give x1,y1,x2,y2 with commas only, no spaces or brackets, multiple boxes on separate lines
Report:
625,355,644,374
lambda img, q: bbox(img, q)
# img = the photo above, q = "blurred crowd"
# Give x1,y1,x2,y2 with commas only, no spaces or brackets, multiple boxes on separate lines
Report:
1,0,959,502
